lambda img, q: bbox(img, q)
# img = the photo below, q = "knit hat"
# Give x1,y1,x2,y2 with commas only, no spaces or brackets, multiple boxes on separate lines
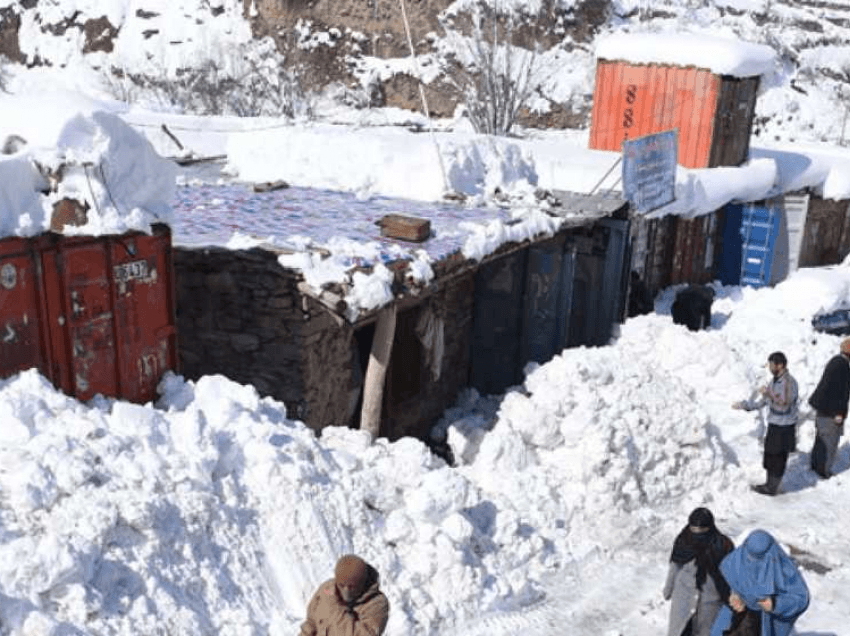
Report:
334,554,368,590
841,338,850,354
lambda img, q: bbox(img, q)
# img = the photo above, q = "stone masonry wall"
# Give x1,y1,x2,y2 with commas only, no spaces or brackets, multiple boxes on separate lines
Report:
174,246,309,420
174,245,475,439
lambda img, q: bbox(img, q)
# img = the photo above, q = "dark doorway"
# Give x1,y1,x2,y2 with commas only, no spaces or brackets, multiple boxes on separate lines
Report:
349,322,375,429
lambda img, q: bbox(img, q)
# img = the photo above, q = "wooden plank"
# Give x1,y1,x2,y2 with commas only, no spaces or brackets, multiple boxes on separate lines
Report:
360,304,397,439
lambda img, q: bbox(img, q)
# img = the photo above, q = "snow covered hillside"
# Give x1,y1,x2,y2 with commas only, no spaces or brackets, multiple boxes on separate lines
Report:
3,0,850,146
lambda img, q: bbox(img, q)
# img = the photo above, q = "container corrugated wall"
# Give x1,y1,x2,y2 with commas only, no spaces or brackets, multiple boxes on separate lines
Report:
0,224,178,403
590,60,758,169
669,212,723,285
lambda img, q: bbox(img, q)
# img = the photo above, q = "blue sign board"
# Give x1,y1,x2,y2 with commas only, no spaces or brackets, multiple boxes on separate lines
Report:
622,130,677,213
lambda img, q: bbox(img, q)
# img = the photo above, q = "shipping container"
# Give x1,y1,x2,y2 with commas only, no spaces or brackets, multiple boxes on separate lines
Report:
589,60,759,168
669,212,722,285
628,215,678,297
798,196,850,267
0,224,178,403
0,237,51,379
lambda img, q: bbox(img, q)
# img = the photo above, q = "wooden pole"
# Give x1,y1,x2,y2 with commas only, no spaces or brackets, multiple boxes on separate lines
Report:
360,304,397,439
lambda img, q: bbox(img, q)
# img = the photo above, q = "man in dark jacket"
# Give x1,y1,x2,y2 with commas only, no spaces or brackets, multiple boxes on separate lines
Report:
300,554,389,636
808,338,850,478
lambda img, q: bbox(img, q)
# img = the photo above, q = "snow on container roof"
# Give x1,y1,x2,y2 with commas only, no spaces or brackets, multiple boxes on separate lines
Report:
595,32,776,78
0,93,175,239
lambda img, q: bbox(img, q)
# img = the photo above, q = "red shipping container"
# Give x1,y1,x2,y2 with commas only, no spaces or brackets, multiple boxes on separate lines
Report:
0,223,178,404
0,237,51,379
589,60,759,169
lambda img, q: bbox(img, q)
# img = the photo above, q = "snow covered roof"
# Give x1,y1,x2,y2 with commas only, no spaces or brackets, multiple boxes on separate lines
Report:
595,32,777,78
172,183,610,321
750,142,850,201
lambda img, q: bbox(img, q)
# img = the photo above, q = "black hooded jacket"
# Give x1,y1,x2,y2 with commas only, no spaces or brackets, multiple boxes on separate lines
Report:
809,354,850,417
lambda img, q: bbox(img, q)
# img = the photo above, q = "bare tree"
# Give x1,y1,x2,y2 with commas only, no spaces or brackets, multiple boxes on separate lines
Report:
101,41,314,119
440,2,544,136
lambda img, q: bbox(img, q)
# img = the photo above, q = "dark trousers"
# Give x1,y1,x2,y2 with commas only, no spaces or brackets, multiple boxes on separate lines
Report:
811,414,843,478
762,424,796,491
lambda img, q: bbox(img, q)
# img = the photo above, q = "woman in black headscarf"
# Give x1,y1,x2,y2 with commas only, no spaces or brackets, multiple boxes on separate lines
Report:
663,507,735,636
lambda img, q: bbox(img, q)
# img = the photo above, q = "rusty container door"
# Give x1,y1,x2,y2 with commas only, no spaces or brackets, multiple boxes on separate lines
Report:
40,225,177,403
670,217,708,285
0,238,51,380
41,235,119,400
111,224,178,403
708,76,759,167
590,60,722,168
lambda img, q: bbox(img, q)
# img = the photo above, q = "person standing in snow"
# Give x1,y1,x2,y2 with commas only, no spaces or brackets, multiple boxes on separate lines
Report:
663,507,735,636
807,337,850,479
732,351,799,496
710,529,808,636
300,554,389,636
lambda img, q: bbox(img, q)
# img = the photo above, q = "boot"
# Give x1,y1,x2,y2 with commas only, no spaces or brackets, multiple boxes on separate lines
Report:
751,483,776,496
751,471,781,496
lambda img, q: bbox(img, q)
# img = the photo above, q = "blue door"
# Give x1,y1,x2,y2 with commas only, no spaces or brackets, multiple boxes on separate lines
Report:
520,235,565,366
470,249,527,395
739,199,782,287
719,204,743,286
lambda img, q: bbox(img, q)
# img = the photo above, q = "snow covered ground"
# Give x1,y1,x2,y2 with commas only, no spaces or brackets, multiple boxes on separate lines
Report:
3,4,850,636
3,252,850,636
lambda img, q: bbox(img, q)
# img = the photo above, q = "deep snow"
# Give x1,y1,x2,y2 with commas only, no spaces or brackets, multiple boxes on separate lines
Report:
1,2,850,635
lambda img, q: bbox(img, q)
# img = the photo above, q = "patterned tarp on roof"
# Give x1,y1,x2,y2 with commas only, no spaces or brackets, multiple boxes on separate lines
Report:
171,183,513,264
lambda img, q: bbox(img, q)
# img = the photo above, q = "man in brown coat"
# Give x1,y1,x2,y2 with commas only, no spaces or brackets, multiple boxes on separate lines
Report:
300,554,389,636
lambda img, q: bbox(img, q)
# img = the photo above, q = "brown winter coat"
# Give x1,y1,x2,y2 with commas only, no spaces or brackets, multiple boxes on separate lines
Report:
299,564,389,636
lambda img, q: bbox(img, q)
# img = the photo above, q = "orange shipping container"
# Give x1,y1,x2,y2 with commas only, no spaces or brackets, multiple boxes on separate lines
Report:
0,224,178,403
589,60,759,169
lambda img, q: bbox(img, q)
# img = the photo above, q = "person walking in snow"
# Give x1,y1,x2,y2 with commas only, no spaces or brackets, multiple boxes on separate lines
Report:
710,529,808,636
732,351,799,496
300,554,389,636
807,337,850,479
664,507,735,636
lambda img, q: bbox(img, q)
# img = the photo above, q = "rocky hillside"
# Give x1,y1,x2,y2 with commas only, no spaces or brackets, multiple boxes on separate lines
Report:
1,0,850,144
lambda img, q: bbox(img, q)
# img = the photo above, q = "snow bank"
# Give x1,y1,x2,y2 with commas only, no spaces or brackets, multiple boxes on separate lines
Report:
596,32,777,78
226,124,539,203
751,142,850,201
225,123,850,222
3,265,850,635
0,93,175,239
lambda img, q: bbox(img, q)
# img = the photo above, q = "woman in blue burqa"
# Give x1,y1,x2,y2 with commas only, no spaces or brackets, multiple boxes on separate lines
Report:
710,529,809,636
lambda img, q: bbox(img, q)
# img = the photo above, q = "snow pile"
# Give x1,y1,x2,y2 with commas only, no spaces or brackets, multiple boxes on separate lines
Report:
647,158,778,219
751,142,850,201
0,362,713,636
434,325,739,556
0,93,175,239
595,32,777,78
3,265,850,634
223,121,850,220
226,124,539,203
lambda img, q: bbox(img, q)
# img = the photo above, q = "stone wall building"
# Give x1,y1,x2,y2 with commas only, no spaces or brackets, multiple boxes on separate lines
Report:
172,194,630,442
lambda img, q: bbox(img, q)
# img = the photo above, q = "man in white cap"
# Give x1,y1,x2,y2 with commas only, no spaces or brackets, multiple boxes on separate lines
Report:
300,554,389,636
808,337,850,478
